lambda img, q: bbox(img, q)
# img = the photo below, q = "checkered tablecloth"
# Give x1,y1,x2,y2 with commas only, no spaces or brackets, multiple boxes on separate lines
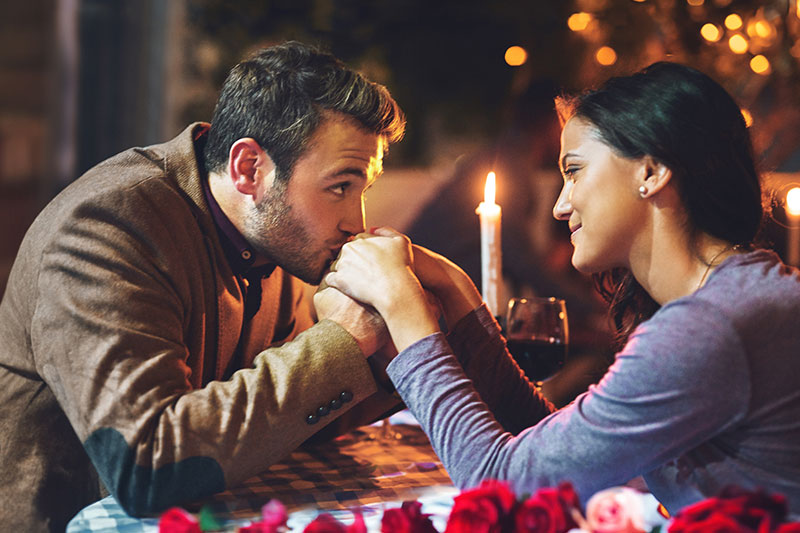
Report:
67,412,457,532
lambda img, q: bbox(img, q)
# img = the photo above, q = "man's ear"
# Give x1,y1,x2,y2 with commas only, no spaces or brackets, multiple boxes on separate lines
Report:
639,156,672,198
227,138,276,199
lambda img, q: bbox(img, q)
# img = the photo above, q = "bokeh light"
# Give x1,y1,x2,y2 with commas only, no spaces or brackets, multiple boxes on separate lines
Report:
687,0,704,6
750,54,770,75
728,34,748,54
504,46,528,66
701,23,721,42
725,14,743,30
595,46,617,65
740,108,753,127
567,12,592,32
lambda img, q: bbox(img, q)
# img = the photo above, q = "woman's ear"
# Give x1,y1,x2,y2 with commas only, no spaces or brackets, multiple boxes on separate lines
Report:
639,156,672,198
227,138,276,199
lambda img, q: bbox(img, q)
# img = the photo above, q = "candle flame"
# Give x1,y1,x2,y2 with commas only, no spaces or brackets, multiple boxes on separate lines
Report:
787,187,800,216
485,172,496,205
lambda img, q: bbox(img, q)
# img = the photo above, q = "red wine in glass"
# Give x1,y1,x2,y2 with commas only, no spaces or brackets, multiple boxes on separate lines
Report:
505,337,567,382
505,297,569,383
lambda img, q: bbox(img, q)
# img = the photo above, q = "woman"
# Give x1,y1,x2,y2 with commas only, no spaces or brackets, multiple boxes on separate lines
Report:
324,62,800,516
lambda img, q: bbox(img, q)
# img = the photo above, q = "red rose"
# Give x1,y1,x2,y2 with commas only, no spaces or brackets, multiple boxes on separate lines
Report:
668,487,789,533
444,481,516,533
158,507,201,533
303,512,366,533
381,501,438,533
514,494,561,533
514,483,580,533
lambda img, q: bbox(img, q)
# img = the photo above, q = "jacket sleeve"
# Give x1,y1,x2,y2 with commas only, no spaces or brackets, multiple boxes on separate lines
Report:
29,178,395,516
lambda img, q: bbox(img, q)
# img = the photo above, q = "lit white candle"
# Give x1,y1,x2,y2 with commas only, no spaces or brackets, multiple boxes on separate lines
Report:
786,187,800,266
476,171,503,316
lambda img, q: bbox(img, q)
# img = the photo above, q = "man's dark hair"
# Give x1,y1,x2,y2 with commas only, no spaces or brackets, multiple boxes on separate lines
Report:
204,41,405,181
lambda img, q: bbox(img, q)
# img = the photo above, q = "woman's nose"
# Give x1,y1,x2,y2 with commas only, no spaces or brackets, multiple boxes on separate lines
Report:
552,182,572,221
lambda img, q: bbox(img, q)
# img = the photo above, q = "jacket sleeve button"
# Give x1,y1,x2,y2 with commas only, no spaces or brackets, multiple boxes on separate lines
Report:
329,398,342,410
305,413,319,425
317,404,330,417
339,390,353,403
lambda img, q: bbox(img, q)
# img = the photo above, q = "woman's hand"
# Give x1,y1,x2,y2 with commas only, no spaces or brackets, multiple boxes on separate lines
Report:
324,228,440,352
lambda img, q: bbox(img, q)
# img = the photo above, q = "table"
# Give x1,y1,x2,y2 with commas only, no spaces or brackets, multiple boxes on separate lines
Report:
67,411,459,532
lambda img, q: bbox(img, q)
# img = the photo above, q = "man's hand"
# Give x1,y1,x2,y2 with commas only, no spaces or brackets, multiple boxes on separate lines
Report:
313,284,389,357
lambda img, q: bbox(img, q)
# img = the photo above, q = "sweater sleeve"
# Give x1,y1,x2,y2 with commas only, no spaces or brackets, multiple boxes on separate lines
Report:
387,298,750,503
445,305,554,433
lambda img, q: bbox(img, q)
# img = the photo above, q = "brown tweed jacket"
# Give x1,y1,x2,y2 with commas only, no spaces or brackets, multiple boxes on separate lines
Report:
0,124,397,531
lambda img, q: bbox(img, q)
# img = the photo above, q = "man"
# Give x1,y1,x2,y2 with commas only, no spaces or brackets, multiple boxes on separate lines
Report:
0,41,405,531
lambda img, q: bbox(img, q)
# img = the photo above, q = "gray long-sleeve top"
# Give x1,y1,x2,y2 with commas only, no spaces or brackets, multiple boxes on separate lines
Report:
387,250,800,518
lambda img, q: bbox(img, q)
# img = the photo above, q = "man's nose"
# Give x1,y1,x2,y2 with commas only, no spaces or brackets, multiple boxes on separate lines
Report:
339,195,366,236
552,182,572,221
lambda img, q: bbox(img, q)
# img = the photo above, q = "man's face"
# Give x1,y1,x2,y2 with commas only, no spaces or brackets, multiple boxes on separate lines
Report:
243,115,385,285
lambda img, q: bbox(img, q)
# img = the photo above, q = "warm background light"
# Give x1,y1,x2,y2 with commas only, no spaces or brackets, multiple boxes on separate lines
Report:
750,55,770,75
687,0,704,6
725,13,743,30
567,12,592,32
728,34,748,54
701,23,721,42
595,46,617,65
754,20,774,39
787,187,800,216
741,108,753,127
504,46,528,66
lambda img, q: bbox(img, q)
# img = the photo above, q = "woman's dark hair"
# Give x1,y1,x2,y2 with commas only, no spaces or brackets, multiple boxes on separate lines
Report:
555,61,763,345
204,41,405,181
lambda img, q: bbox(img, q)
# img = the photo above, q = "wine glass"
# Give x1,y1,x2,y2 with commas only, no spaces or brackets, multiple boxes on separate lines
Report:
505,297,569,384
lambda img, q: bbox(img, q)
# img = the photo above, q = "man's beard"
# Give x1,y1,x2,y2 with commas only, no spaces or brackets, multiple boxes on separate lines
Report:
243,187,330,285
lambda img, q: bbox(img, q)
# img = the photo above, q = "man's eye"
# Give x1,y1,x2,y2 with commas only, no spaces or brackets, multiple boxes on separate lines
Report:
330,183,349,195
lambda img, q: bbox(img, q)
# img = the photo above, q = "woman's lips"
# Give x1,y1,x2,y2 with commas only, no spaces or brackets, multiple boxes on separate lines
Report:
569,224,582,243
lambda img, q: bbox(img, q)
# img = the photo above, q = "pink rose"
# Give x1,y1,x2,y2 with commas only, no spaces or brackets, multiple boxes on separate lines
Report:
585,487,647,533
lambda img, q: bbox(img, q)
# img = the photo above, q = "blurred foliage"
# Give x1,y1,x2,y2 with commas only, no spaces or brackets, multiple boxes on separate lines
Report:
184,0,800,170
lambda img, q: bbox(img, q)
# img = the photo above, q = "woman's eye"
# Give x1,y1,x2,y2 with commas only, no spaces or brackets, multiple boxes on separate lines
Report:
562,167,578,181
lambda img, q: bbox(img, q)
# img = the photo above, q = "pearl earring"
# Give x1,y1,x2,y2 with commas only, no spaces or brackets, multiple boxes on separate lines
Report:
638,185,648,198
